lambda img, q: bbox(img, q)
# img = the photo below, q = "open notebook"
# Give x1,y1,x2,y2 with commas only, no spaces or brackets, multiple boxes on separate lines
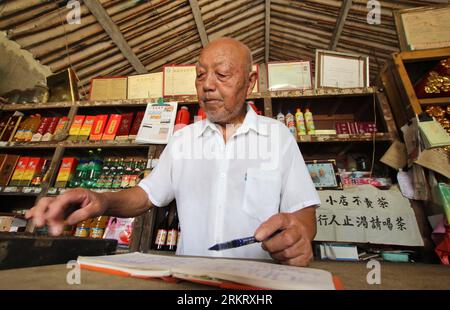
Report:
77,252,342,290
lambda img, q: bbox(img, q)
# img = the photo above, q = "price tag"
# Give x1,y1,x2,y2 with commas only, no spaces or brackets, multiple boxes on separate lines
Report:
47,188,57,195
4,187,18,193
23,187,33,194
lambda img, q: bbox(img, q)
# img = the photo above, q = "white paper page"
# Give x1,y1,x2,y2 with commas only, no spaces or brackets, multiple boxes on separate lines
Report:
322,55,365,88
127,72,163,99
78,253,335,290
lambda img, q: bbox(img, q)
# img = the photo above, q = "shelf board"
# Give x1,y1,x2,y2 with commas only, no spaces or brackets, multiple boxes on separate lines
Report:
47,187,122,196
296,133,392,143
61,140,151,148
266,87,376,99
0,140,156,149
0,142,58,149
0,186,42,196
0,87,377,110
419,97,450,106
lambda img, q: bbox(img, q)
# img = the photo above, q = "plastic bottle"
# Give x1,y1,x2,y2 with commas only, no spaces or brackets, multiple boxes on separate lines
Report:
276,111,285,124
74,219,92,237
285,110,297,137
89,216,110,239
295,108,306,136
174,106,190,131
196,107,207,122
304,108,316,135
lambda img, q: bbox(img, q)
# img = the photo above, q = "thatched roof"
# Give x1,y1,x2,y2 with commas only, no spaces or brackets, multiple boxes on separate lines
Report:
1,0,447,96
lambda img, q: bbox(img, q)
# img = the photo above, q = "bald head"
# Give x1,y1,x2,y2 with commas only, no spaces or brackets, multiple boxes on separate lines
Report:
200,37,253,75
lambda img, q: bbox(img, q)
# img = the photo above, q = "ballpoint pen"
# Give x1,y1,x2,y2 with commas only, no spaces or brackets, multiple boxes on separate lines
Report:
208,231,281,251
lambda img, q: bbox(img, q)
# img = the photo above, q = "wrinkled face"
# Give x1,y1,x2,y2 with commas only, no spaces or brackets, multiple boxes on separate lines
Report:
195,41,256,124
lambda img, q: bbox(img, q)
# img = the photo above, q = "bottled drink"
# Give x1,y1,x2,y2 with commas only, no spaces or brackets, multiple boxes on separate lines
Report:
165,209,179,251
285,110,297,137
174,106,190,131
304,108,316,135
196,107,207,121
31,159,50,187
103,158,118,189
295,108,306,136
153,208,169,250
111,158,124,189
82,150,102,188
276,111,285,124
74,219,92,237
120,159,134,188
89,216,110,238
68,159,87,188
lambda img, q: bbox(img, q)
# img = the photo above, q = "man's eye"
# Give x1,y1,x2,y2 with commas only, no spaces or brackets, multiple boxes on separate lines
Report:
197,73,205,79
217,73,227,79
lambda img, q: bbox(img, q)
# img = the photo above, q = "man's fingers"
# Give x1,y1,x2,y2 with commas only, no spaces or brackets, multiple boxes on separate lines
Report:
26,197,56,227
66,203,100,226
279,252,313,267
268,237,308,261
262,228,301,253
254,213,291,241
44,189,90,221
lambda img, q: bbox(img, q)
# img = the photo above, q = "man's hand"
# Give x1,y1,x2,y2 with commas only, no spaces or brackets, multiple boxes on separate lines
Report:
25,188,108,236
254,207,317,267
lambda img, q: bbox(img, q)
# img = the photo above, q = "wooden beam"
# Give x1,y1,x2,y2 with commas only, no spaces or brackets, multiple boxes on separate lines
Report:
189,0,209,47
84,0,147,74
265,0,271,63
329,0,352,50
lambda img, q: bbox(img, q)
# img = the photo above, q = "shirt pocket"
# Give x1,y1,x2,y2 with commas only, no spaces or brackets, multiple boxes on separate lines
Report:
243,169,282,222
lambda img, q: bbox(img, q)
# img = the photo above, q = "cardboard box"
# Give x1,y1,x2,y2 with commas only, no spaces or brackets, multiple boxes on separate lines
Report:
0,154,20,186
55,157,78,188
78,115,96,140
31,117,52,142
20,157,45,186
0,115,22,142
9,157,30,186
101,114,122,140
49,117,67,141
42,117,61,141
128,111,144,139
68,115,86,140
89,115,109,141
115,113,134,141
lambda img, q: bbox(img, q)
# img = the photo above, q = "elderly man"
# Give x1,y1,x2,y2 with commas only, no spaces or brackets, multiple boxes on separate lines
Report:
26,38,320,267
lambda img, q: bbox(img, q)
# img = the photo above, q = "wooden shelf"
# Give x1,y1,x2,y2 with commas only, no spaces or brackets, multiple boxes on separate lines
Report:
0,87,377,111
0,142,58,149
296,133,392,143
47,187,122,196
61,140,151,148
419,97,450,106
0,140,154,149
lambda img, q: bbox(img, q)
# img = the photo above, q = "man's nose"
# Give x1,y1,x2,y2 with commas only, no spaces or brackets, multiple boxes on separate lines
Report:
202,73,216,92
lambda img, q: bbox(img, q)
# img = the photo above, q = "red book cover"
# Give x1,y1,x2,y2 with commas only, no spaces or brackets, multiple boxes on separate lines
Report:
128,111,145,138
115,113,134,140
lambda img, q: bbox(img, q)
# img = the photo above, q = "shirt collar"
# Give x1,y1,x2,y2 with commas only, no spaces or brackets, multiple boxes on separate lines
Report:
196,104,268,138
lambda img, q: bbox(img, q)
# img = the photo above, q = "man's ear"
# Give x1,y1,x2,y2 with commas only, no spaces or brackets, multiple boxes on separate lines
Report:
246,71,258,96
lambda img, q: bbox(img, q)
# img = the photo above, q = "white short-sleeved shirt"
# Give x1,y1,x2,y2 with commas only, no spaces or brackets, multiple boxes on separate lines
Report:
138,105,320,259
